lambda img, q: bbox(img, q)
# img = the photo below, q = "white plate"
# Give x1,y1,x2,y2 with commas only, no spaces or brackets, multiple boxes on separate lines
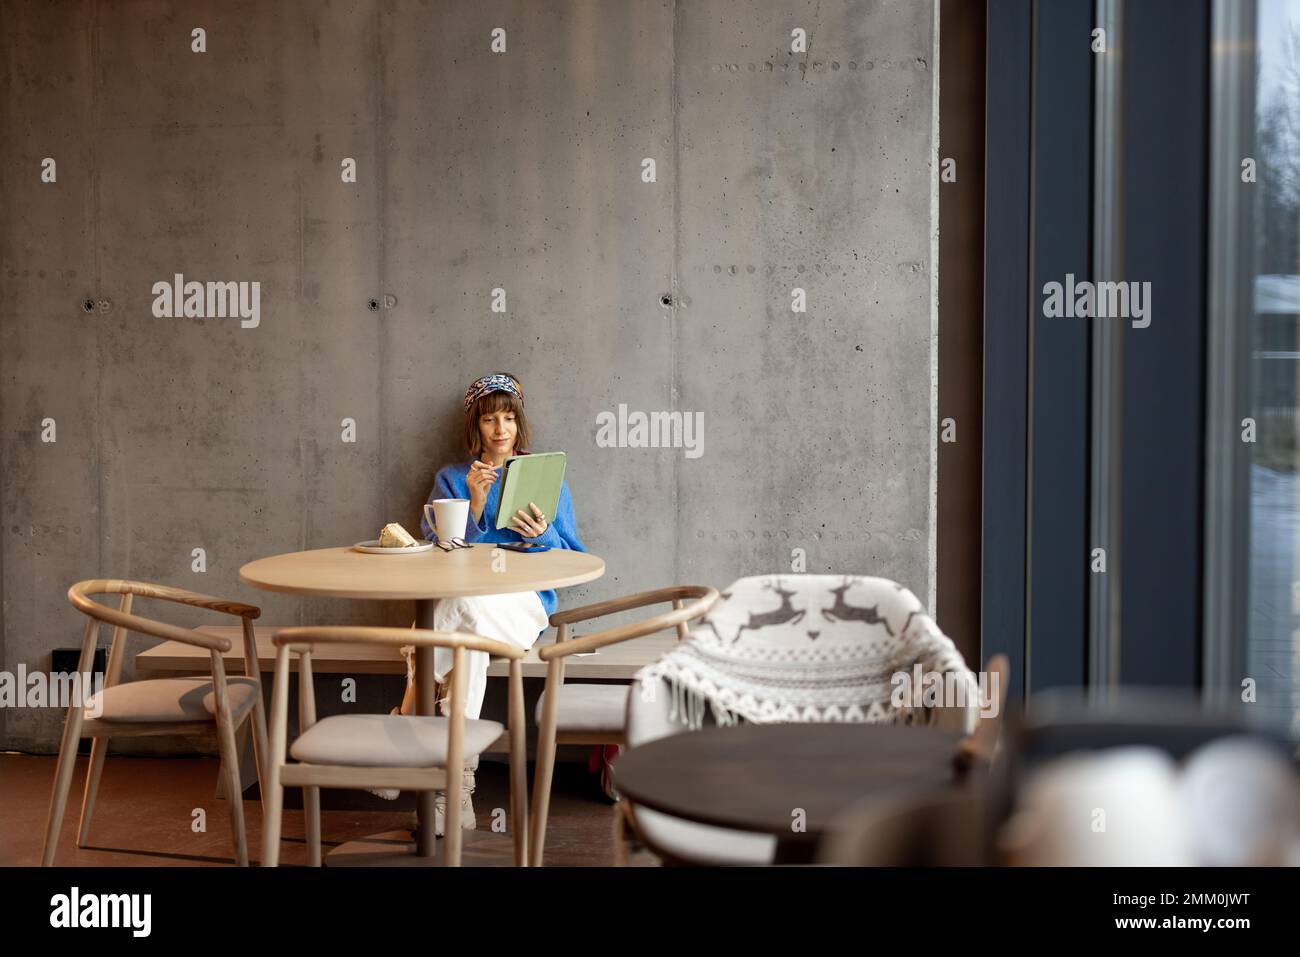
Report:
352,539,436,555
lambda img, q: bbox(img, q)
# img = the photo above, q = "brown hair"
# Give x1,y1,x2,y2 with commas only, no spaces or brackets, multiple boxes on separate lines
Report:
464,371,531,458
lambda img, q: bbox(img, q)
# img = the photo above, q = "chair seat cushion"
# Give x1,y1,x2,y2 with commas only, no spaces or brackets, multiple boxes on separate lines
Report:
535,683,629,733
87,677,260,724
290,714,504,768
631,804,777,866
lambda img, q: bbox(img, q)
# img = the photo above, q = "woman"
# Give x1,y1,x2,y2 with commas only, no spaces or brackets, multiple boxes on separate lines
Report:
385,372,586,834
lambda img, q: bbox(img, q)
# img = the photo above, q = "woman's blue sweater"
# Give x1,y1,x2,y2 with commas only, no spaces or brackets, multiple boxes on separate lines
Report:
419,459,586,619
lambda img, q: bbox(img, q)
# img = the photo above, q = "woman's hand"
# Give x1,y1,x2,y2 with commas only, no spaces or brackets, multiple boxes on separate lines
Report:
510,502,549,539
467,460,499,521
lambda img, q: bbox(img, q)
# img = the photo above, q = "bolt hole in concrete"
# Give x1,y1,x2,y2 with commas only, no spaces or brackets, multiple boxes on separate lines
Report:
367,298,379,311
660,294,673,306
82,299,94,313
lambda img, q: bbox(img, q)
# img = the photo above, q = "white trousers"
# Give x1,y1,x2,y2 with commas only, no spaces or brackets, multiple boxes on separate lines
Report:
403,591,548,720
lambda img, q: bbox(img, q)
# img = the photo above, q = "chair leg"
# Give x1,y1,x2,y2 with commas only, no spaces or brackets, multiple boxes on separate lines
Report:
444,780,462,867
262,771,284,867
76,735,110,847
507,662,528,867
304,787,321,867
443,650,465,867
250,698,270,810
529,721,559,867
41,709,85,867
612,797,632,866
214,709,249,866
509,724,528,867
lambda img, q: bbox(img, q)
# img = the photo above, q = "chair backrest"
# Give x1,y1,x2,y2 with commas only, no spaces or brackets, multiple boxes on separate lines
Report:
270,625,528,733
627,574,977,743
542,585,720,660
66,579,259,691
69,579,255,647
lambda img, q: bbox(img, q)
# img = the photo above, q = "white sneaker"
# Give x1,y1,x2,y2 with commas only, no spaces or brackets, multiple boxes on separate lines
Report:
433,770,477,836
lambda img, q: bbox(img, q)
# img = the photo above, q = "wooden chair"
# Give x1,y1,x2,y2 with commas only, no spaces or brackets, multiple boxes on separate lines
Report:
953,653,1011,774
261,625,530,867
43,580,268,867
529,585,719,866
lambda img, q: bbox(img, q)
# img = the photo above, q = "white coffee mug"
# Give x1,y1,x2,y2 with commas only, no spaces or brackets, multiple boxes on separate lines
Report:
425,499,470,544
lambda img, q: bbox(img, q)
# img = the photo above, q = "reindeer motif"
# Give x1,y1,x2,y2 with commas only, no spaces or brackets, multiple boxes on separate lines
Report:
821,577,895,636
700,580,808,643
697,591,730,641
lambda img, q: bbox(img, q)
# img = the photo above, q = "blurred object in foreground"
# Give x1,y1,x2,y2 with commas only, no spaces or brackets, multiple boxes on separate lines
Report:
998,747,1193,866
1010,687,1289,766
1179,735,1300,866
994,689,1299,866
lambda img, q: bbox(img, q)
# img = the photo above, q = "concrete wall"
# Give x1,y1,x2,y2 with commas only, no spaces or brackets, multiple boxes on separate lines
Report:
0,0,938,752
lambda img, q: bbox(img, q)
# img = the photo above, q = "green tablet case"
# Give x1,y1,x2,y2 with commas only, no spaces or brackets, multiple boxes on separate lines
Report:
494,451,567,530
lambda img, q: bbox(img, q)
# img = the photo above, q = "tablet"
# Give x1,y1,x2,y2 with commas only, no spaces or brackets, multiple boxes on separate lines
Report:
494,451,567,531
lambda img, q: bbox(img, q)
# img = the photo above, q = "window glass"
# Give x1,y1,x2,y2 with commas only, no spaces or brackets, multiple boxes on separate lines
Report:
1249,0,1300,738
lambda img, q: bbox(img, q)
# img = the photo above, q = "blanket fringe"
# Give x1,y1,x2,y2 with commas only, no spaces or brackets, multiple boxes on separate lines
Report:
651,668,902,728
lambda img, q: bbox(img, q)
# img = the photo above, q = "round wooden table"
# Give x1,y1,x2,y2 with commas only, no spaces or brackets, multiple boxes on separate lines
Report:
240,543,605,865
611,723,963,864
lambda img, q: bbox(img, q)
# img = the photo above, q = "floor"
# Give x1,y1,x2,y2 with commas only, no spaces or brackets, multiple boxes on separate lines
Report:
0,752,658,867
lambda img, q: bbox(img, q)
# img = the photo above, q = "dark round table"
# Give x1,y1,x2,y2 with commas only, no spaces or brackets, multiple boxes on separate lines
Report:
611,723,963,864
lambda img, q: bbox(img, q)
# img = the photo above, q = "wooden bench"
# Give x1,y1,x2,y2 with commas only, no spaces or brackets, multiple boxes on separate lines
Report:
136,625,676,679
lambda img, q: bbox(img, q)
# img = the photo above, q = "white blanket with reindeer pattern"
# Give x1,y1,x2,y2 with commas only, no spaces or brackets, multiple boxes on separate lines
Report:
635,574,975,729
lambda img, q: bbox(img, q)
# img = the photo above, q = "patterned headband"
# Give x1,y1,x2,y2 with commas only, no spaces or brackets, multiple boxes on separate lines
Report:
463,373,524,412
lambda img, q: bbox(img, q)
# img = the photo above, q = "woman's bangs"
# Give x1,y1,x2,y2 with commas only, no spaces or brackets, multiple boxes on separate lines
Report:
477,390,520,417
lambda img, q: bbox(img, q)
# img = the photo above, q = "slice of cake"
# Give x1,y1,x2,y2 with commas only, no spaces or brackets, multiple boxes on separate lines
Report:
378,522,419,548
